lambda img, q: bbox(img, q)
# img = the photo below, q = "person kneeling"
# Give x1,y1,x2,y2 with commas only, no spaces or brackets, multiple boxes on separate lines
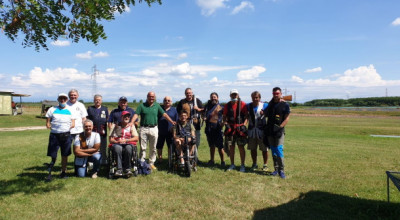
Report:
173,111,196,166
73,119,101,178
109,111,139,177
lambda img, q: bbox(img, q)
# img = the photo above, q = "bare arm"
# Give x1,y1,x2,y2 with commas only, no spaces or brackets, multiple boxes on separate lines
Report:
73,146,92,157
71,119,75,129
46,118,51,129
163,112,176,125
280,114,290,128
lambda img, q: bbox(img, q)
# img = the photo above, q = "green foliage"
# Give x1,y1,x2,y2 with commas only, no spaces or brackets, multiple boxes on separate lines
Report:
304,97,400,107
0,0,162,51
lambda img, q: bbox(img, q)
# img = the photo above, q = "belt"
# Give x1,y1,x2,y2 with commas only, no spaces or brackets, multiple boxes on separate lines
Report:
142,125,156,128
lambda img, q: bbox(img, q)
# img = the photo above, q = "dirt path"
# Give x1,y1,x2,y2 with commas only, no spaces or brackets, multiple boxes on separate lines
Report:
0,126,46,132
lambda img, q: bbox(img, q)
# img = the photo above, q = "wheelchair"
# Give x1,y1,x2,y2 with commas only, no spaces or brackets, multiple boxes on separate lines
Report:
107,144,139,179
168,135,198,177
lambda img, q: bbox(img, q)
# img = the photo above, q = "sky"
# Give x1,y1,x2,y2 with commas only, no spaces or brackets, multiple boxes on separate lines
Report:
1,0,400,103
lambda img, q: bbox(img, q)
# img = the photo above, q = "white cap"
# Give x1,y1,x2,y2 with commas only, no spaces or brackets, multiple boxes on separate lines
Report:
230,89,239,95
58,93,68,98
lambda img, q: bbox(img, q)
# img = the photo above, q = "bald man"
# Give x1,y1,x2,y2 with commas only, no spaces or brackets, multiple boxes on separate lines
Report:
156,96,178,163
132,92,176,170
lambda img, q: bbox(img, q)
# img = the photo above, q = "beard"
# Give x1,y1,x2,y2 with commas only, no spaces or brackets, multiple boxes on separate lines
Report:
211,100,218,105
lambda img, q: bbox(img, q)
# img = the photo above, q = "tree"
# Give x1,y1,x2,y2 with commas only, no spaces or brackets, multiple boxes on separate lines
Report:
0,0,161,51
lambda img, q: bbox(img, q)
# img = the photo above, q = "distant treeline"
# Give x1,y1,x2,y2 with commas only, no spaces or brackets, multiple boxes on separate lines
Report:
302,97,400,107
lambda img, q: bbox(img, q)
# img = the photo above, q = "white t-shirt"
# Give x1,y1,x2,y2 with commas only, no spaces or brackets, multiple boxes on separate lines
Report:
74,132,101,149
46,106,76,133
67,101,88,134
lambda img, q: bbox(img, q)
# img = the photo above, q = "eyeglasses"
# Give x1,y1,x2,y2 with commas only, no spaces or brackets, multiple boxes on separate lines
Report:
164,100,171,102
273,92,281,95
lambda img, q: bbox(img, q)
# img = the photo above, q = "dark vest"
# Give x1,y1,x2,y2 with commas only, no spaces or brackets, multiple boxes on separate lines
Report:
226,100,246,124
265,101,287,135
176,123,192,138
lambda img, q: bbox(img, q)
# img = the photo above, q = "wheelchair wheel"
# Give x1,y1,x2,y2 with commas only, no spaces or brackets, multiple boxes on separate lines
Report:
169,143,178,173
185,147,191,177
192,146,198,172
132,145,139,177
107,147,115,179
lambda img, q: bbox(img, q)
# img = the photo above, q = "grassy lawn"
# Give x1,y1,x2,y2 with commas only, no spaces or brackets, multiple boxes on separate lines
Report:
1,113,400,219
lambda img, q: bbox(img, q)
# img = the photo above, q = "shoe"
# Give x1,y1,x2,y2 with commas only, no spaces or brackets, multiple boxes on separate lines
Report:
114,169,123,177
279,171,286,179
250,164,258,171
193,166,198,172
221,161,226,167
150,164,157,170
226,164,236,171
91,172,98,179
240,165,246,173
262,165,269,171
125,170,133,178
207,160,215,166
60,172,68,179
270,170,279,176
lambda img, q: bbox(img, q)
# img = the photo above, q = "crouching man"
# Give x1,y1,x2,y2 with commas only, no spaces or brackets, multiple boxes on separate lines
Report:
73,119,101,178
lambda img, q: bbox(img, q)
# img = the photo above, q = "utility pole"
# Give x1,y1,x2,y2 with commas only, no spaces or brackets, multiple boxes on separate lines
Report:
294,91,296,103
386,88,388,97
91,65,100,96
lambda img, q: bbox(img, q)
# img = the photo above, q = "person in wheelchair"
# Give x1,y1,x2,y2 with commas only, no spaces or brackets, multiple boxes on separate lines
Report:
109,111,139,177
73,119,101,178
172,110,196,166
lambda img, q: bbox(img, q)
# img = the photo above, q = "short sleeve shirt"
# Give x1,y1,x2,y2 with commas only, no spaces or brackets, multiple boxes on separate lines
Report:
46,106,76,133
73,132,101,149
108,106,136,124
67,101,88,134
135,102,165,126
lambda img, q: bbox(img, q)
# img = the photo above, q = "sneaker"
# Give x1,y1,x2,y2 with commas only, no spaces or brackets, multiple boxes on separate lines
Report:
250,164,258,171
60,172,68,179
279,171,286,179
114,169,123,177
221,161,226,167
150,164,157,170
125,170,133,178
91,172,98,179
240,165,246,173
226,164,236,171
270,170,279,176
207,160,215,166
262,165,269,171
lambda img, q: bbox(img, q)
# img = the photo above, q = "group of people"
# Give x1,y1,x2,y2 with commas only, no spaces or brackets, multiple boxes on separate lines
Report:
45,87,290,179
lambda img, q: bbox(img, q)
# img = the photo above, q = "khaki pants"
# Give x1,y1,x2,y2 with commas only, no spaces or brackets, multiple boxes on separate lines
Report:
139,126,158,165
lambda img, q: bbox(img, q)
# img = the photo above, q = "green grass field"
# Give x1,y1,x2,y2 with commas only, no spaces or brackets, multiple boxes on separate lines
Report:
1,110,400,219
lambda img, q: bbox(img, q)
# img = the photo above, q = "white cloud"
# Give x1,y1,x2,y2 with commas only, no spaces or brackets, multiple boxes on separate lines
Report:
231,1,255,15
11,67,90,88
51,40,71,47
196,0,228,16
293,64,400,87
93,51,109,58
76,51,93,59
106,68,115,72
391,17,400,26
142,69,159,77
76,51,109,59
304,67,322,73
210,77,218,83
171,62,191,75
212,56,221,60
0,74,5,80
237,66,266,80
178,53,188,59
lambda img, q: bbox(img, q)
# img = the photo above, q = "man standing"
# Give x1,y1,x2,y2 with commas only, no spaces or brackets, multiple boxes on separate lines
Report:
108,96,136,130
247,91,269,171
67,89,88,141
203,92,226,167
264,87,290,179
87,94,109,165
132,92,176,170
45,93,76,180
73,119,101,178
223,89,248,172
176,88,203,148
156,96,178,164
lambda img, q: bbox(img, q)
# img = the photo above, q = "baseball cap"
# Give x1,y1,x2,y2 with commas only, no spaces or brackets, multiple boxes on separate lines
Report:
58,93,68,98
121,111,131,117
119,96,128,101
230,89,239,95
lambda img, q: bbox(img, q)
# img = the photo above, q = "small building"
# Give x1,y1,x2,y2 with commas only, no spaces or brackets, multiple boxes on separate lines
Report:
0,91,31,115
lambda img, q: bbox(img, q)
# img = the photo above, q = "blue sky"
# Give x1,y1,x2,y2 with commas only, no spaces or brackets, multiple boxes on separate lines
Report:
1,0,400,103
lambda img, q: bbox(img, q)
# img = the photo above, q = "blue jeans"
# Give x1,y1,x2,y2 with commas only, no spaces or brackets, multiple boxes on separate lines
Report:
75,153,102,177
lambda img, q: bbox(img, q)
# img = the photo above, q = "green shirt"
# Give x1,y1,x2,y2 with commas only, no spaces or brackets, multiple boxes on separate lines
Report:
136,102,165,126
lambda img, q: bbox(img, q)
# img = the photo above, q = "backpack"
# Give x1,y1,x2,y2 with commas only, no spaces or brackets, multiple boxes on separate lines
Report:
138,160,152,175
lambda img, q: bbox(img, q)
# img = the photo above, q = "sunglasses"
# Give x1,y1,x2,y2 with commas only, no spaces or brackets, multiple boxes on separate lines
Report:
164,100,171,102
273,92,281,95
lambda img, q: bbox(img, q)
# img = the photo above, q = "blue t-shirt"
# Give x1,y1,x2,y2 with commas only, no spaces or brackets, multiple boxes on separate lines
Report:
108,106,136,124
158,106,178,136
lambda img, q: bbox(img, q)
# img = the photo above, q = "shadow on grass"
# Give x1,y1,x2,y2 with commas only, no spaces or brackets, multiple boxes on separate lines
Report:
252,191,400,220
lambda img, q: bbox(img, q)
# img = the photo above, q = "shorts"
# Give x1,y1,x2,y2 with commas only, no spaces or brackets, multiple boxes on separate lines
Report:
247,137,268,151
267,134,285,147
47,132,72,158
206,129,223,149
156,132,173,149
224,135,247,147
